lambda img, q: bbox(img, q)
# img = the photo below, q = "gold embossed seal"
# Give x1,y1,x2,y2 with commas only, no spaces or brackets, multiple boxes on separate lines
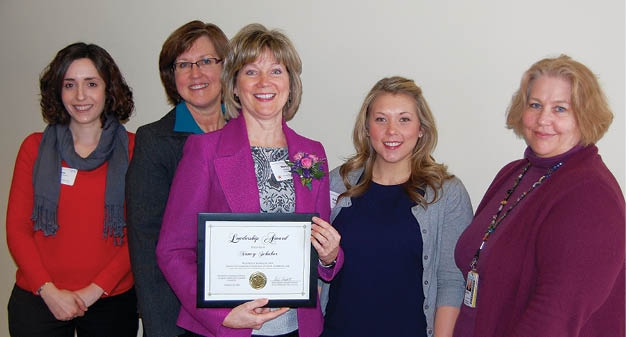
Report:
249,272,267,289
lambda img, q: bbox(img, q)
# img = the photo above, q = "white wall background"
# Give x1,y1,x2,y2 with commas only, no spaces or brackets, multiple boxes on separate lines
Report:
0,0,624,335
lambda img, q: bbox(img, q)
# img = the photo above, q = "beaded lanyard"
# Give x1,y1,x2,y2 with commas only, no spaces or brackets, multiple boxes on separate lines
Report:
469,160,563,271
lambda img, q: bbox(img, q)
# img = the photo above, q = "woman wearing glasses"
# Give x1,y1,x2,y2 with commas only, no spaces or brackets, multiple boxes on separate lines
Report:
126,20,229,337
156,23,341,337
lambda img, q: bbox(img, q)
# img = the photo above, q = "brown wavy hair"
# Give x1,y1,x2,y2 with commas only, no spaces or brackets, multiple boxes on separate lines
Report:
339,76,452,206
39,42,134,125
159,20,229,106
221,23,302,121
506,54,613,145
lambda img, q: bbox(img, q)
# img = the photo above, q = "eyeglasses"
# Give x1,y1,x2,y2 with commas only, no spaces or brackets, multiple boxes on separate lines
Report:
172,58,223,73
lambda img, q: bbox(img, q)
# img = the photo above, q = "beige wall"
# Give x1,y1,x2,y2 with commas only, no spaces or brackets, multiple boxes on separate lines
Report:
0,0,624,334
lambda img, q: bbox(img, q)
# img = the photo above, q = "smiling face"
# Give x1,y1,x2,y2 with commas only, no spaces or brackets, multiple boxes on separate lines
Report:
61,58,106,129
174,35,223,115
522,75,581,158
234,49,290,124
367,93,423,170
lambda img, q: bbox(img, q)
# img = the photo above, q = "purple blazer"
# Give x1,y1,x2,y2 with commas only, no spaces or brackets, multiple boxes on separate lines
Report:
156,116,342,337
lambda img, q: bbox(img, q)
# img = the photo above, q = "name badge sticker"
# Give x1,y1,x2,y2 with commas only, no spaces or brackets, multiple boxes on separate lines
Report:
61,167,78,186
330,191,340,209
270,160,292,181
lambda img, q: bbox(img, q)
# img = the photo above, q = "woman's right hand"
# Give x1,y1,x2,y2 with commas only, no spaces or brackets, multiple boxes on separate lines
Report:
222,298,289,330
39,283,87,321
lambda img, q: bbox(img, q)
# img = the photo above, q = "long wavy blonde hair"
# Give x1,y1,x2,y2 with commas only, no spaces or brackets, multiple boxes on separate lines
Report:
339,76,452,207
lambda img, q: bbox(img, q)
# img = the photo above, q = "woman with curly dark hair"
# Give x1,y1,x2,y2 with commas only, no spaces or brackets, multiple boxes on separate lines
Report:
6,42,138,337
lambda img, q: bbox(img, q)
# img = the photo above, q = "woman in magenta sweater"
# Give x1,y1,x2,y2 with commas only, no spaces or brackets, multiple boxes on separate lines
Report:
156,24,341,337
6,42,137,337
453,55,624,337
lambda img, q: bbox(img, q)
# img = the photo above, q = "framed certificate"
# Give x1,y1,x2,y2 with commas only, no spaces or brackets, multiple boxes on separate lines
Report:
197,213,318,308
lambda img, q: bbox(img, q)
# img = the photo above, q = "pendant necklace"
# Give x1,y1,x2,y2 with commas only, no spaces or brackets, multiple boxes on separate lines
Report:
463,160,563,308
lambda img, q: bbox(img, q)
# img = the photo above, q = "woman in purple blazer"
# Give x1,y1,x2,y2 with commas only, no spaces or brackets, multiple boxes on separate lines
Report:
156,24,342,337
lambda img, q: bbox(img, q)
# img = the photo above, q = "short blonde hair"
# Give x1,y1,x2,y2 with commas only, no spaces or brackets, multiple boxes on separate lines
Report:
506,55,613,145
221,23,302,121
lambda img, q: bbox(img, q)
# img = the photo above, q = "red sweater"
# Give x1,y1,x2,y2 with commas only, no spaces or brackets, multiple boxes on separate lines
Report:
7,132,135,296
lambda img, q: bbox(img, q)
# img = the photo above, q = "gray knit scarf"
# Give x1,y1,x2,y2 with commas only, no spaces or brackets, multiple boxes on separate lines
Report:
31,114,129,245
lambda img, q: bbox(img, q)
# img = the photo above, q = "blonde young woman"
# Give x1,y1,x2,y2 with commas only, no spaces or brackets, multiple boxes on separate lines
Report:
318,76,473,337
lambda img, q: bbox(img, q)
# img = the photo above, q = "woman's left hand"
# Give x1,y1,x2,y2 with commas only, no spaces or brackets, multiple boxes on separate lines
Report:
74,283,105,308
223,298,289,329
311,216,340,265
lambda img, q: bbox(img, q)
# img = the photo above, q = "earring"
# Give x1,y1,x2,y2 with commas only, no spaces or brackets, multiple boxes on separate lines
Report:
234,94,240,103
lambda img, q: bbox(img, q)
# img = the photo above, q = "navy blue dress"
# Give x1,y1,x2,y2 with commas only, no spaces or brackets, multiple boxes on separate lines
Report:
322,181,427,337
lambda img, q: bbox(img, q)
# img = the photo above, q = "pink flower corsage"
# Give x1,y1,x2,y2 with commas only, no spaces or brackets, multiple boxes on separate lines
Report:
286,152,326,190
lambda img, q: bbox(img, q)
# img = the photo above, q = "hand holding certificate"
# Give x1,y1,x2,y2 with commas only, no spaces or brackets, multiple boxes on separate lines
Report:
310,216,341,266
197,213,318,308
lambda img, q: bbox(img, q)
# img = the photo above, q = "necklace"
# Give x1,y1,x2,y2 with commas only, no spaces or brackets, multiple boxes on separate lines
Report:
463,160,563,308
469,160,563,270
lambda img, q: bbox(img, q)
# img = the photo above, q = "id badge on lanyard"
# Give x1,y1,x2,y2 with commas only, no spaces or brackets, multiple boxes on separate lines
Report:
463,270,479,308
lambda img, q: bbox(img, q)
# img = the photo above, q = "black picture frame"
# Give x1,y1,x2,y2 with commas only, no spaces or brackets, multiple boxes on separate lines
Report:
197,212,318,308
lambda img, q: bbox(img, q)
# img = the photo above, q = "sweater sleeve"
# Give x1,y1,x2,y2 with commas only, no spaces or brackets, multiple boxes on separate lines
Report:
507,177,625,337
6,133,52,293
436,178,474,308
91,239,132,294
314,146,343,281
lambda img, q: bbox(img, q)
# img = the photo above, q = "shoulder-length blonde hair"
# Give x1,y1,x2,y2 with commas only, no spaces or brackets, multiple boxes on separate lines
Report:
221,23,302,121
339,76,452,206
506,55,613,145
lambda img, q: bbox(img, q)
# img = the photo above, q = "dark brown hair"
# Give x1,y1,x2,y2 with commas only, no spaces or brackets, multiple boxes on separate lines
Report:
159,20,229,106
39,42,134,125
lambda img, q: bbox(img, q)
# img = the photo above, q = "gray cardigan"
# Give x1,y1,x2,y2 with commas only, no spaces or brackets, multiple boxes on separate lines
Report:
320,167,473,337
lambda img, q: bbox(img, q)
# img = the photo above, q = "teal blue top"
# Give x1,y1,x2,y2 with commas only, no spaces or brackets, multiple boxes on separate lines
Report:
173,102,227,134
173,102,204,134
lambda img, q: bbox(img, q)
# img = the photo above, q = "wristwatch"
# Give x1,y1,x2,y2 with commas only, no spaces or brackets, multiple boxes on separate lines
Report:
318,258,336,268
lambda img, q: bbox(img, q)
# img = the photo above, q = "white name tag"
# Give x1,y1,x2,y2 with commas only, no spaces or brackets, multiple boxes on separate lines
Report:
270,160,292,181
330,191,340,209
61,167,78,186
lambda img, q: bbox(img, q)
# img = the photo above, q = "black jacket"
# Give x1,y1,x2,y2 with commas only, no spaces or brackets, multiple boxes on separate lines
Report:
125,108,191,337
